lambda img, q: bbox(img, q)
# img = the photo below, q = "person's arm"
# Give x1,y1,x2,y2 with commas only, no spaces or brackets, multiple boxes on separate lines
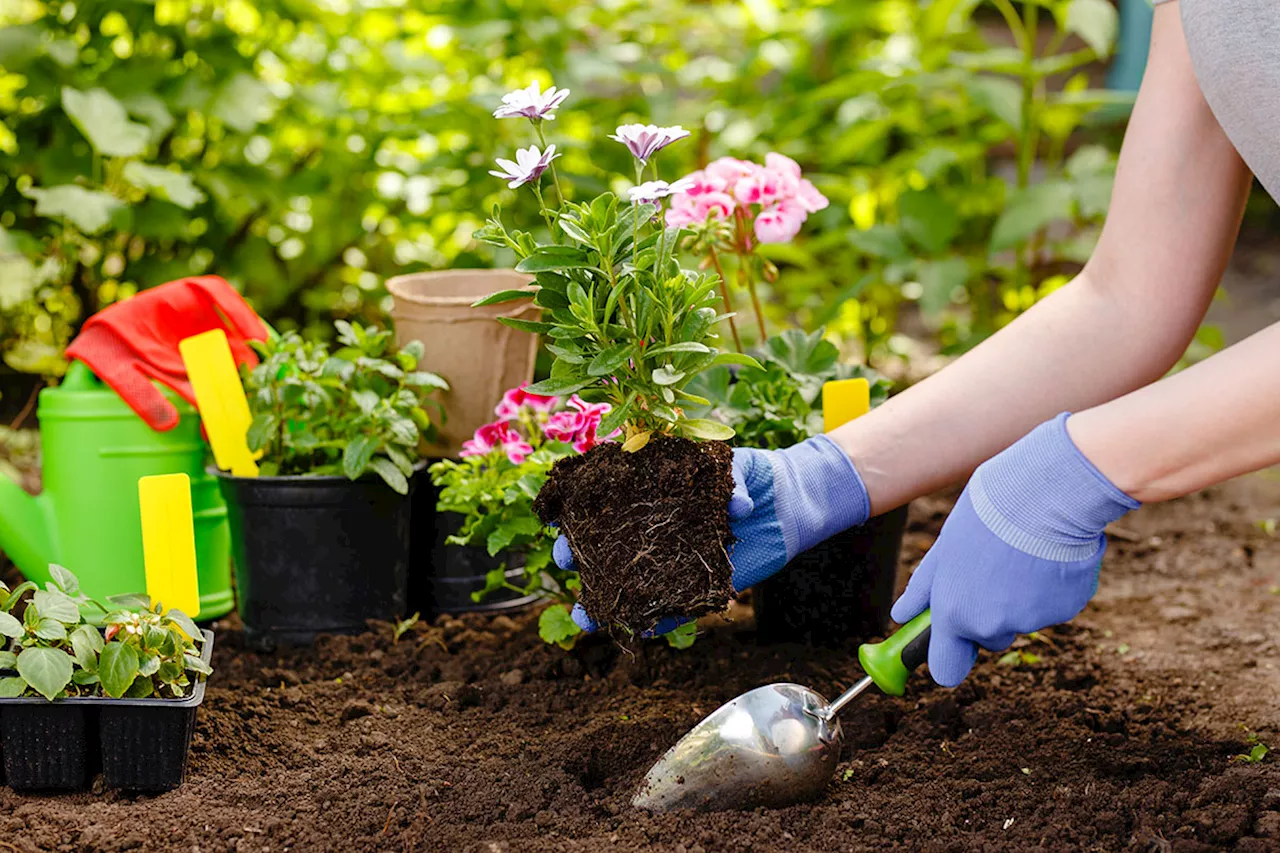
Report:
834,3,1253,516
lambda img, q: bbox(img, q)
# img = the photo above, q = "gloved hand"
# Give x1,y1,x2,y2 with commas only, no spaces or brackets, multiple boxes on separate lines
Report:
891,413,1140,687
555,434,872,634
66,276,268,431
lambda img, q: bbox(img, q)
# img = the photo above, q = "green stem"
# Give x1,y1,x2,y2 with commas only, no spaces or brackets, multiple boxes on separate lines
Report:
989,0,1030,54
740,253,767,341
531,181,554,236
707,247,742,352
534,122,565,208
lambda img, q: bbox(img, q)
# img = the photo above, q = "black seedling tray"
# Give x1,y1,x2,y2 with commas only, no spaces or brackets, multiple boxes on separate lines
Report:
0,629,213,793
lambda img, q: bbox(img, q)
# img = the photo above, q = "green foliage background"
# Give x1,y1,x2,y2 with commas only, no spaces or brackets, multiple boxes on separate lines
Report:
0,0,1132,399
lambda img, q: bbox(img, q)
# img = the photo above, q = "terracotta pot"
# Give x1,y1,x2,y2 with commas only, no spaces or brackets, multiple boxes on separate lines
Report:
386,270,538,457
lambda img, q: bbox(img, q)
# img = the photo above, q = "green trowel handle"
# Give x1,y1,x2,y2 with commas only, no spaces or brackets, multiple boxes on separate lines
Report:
857,610,931,697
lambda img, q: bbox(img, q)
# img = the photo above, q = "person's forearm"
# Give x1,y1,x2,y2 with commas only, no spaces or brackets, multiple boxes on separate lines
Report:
829,3,1250,516
1068,322,1280,503
832,273,1209,514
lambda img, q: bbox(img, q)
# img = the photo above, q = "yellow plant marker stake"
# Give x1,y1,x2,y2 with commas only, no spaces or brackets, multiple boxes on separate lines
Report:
822,378,871,433
138,473,201,618
180,328,259,477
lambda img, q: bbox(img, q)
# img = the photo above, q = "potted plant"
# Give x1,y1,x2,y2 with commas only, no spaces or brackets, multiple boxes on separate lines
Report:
215,320,447,649
0,565,213,792
686,329,909,646
473,85,760,637
423,384,613,628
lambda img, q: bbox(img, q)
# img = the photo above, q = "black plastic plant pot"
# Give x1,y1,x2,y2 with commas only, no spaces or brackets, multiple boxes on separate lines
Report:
754,505,910,647
0,630,214,792
407,466,538,618
217,471,414,649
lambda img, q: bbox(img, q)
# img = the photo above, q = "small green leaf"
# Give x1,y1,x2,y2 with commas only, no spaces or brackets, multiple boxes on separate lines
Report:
17,647,73,700
33,589,79,624
588,344,632,377
343,434,376,480
403,371,448,391
70,625,103,670
48,565,80,595
0,611,22,638
99,642,141,699
898,189,960,254
183,651,213,677
664,621,698,650
61,86,149,157
246,413,277,453
165,610,202,643
709,352,765,370
514,247,594,273
34,619,68,642
0,650,16,669
538,605,582,650
71,670,100,686
525,376,593,396
652,365,685,386
122,162,206,209
680,419,735,441
1064,0,1118,58
138,653,162,678
369,457,409,494
126,677,155,699
24,185,124,235
0,677,26,698
496,317,555,335
990,180,1076,252
644,342,712,359
471,289,533,307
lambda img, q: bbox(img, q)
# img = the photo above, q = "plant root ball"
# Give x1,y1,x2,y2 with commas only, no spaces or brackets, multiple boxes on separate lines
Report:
534,436,735,636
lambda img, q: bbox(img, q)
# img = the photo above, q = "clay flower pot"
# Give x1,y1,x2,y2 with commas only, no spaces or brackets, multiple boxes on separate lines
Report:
386,270,539,458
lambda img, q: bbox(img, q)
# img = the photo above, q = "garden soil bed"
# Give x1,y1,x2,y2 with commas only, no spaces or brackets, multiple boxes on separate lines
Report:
3,474,1280,852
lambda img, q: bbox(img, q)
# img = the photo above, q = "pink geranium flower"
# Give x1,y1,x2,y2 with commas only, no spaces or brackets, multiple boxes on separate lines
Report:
542,410,584,443
460,420,533,464
495,382,559,419
754,199,807,244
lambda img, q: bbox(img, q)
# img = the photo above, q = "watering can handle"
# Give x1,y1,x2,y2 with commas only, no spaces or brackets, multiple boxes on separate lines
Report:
857,610,932,697
62,360,103,390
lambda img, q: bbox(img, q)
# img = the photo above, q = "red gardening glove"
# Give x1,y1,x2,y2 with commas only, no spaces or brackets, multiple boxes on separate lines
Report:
66,276,268,431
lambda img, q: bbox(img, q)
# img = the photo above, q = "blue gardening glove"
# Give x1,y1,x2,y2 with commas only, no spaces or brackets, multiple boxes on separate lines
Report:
891,413,1140,687
555,434,871,634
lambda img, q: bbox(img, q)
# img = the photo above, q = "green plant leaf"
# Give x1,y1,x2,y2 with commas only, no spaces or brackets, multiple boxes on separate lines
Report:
898,189,960,254
343,434,376,480
126,677,155,698
48,564,80,595
0,677,26,698
70,625,103,670
33,589,79,624
122,162,206,209
138,652,162,678
681,418,735,440
652,365,685,386
99,642,140,699
34,618,68,642
514,247,594,273
709,352,765,370
0,650,16,669
471,289,533,307
246,413,277,452
848,225,910,261
538,605,582,650
525,376,593,396
72,670,100,686
917,258,970,322
1064,0,1118,58
211,72,277,133
664,621,698,650
183,651,214,677
644,342,712,359
369,457,409,494
24,185,124,235
990,181,1074,252
587,344,631,377
966,77,1023,131
61,86,149,157
496,317,555,335
106,593,152,610
0,612,22,638
17,647,73,700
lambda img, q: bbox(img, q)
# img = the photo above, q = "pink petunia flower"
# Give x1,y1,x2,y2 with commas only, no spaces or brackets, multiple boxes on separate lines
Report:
495,382,559,419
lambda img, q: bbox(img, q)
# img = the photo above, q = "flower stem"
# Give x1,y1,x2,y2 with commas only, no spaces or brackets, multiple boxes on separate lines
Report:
531,181,554,236
706,246,742,352
534,122,565,208
740,252,767,340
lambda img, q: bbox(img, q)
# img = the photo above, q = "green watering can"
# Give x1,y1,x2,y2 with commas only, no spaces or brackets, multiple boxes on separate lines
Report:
0,362,233,618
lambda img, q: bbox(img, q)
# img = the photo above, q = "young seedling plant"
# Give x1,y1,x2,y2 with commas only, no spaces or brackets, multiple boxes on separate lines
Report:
244,320,447,494
474,84,762,635
0,565,210,701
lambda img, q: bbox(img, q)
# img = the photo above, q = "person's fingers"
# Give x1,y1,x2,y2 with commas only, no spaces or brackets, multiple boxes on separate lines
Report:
890,555,936,624
570,603,599,633
728,451,755,520
553,535,576,570
927,628,978,688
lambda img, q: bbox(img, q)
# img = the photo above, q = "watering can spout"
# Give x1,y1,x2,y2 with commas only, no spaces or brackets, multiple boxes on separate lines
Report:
0,471,53,580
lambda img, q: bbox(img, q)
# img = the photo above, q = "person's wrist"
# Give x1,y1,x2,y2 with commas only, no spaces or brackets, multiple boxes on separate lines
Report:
971,413,1140,560
773,434,871,558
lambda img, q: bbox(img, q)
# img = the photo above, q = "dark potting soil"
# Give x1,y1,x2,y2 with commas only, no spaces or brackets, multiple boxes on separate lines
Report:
534,436,736,635
3,479,1280,852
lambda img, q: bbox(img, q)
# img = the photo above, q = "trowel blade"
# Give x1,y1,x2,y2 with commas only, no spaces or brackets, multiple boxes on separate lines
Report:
632,683,842,812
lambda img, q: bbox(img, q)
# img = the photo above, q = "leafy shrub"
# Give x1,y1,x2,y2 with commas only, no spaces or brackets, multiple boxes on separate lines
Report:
687,328,890,450
0,565,210,701
244,320,446,493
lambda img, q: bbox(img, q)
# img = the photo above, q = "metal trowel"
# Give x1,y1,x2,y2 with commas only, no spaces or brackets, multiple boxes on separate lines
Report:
633,610,932,811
